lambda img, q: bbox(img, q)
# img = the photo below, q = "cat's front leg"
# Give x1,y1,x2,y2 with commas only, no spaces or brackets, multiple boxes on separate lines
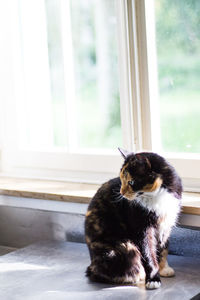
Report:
141,228,161,289
144,261,161,289
145,273,161,289
159,246,175,277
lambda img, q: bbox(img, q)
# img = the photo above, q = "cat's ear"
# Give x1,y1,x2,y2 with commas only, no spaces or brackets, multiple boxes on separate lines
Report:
118,147,132,159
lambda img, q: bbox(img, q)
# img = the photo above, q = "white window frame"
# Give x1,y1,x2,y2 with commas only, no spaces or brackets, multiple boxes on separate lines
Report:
1,0,200,191
133,0,200,192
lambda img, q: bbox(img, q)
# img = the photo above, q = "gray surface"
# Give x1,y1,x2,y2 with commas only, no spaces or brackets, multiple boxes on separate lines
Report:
0,206,85,248
0,241,199,300
169,226,200,257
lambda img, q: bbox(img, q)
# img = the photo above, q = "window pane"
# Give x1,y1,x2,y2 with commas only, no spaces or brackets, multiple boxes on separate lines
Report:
70,0,121,150
155,0,200,153
15,0,122,152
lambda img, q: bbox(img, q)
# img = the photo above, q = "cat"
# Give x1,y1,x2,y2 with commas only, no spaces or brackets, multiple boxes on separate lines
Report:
85,149,182,289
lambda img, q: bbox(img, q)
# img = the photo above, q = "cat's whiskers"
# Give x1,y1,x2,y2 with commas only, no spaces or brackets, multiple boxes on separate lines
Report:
112,188,121,196
113,195,123,202
111,189,124,203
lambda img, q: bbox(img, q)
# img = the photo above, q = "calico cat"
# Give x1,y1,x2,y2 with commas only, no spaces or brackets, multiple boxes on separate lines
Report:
85,149,182,289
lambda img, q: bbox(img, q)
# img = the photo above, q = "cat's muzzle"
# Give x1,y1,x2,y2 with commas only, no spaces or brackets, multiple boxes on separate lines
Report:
120,189,136,201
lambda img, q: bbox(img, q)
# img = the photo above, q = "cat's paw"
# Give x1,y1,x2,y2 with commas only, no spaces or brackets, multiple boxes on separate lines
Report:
146,280,161,289
160,266,175,277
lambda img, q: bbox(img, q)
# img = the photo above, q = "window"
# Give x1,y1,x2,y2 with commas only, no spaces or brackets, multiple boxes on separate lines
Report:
155,0,200,154
0,0,127,181
144,0,200,190
1,0,200,190
12,0,122,152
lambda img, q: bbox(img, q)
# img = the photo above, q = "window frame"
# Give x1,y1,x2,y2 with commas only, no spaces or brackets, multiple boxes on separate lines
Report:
1,0,200,192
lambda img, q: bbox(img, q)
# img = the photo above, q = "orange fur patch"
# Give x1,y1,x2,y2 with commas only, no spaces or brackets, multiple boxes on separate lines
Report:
142,177,163,193
120,163,129,174
159,248,168,270
86,210,92,217
85,236,91,244
120,168,133,196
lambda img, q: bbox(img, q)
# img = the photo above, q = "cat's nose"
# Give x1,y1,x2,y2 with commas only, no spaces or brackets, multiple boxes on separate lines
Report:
120,187,127,195
120,187,126,195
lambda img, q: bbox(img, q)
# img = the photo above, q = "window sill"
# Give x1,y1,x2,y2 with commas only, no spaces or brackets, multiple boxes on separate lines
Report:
181,192,200,216
0,176,98,204
0,176,199,216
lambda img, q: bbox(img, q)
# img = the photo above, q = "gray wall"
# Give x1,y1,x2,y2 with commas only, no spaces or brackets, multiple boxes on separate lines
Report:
0,206,85,248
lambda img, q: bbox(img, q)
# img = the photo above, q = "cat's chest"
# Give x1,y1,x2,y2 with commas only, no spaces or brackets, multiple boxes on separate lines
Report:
138,188,179,217
137,188,180,242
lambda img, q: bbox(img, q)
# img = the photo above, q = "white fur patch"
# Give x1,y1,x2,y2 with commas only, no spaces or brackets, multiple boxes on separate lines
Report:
146,281,161,289
136,188,180,244
137,188,180,220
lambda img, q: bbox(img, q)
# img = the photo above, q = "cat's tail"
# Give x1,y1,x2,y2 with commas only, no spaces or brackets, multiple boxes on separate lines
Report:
85,265,91,277
85,265,112,283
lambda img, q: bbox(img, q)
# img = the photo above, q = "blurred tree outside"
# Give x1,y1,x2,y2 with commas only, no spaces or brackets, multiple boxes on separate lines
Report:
155,0,200,153
70,0,122,150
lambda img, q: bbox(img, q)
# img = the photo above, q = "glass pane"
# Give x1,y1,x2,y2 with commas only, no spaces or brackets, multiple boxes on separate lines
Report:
70,0,121,150
155,0,200,153
16,0,122,152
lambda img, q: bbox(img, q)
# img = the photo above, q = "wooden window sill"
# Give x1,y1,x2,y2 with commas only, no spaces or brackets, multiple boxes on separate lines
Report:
0,176,199,216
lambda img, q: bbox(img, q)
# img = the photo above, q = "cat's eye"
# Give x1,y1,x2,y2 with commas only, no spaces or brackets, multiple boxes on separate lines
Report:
128,180,135,187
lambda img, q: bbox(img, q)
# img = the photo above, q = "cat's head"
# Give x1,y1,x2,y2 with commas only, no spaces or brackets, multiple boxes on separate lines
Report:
118,148,163,200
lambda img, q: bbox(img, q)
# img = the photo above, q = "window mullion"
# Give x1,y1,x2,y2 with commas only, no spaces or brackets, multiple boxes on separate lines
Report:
117,0,150,153
134,0,152,151
126,0,144,152
116,0,135,152
134,0,161,151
